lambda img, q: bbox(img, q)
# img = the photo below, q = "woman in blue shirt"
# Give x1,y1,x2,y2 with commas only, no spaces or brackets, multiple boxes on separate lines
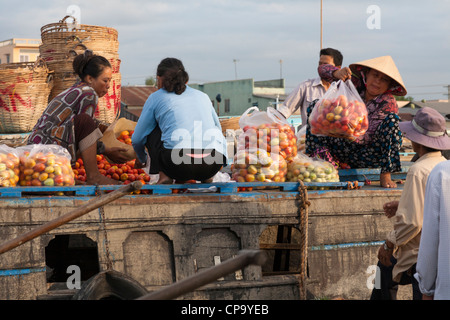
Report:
132,58,227,184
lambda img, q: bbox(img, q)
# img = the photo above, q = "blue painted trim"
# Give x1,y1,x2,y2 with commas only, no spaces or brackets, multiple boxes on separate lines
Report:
0,181,365,197
310,241,384,251
0,267,46,277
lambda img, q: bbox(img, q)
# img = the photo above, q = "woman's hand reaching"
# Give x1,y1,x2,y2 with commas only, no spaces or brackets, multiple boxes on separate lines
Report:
102,146,130,164
333,67,352,81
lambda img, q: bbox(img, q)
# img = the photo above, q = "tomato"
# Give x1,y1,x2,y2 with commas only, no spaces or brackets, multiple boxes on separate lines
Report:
54,175,64,185
31,179,41,186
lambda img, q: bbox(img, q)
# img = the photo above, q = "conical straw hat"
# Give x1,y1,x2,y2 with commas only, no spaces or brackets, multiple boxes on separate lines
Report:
349,55,407,96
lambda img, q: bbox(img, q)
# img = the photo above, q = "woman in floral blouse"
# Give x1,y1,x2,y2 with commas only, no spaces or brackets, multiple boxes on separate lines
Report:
305,56,407,188
28,50,128,185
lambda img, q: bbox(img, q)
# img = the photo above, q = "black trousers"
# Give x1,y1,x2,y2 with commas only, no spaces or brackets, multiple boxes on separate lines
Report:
145,125,226,181
370,257,422,300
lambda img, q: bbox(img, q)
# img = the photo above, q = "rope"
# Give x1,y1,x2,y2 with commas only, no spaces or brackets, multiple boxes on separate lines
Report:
296,180,310,300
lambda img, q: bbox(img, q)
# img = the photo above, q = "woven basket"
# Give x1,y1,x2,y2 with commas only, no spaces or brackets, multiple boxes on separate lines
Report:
96,71,122,124
220,117,241,134
0,60,53,133
39,16,121,124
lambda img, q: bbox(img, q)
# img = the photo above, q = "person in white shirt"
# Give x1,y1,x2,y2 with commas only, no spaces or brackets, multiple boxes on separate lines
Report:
277,48,343,129
371,107,450,300
415,159,450,300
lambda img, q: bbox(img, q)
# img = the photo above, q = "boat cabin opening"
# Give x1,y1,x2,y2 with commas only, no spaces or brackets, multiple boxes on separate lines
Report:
45,234,100,283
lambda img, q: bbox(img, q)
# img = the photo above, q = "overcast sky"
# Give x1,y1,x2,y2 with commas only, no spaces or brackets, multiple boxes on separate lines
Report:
2,0,449,100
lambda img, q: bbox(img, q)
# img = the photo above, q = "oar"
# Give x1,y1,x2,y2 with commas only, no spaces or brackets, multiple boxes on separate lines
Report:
0,181,142,255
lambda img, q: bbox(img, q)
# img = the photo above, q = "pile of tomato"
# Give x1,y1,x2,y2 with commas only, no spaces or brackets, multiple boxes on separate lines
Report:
72,130,151,194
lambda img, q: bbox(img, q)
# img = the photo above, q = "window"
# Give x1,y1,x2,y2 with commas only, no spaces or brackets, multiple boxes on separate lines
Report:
5,54,10,63
225,99,230,113
20,55,29,62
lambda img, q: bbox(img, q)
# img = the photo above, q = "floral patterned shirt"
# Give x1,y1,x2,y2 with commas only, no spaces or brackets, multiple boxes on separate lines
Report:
27,81,98,161
318,64,398,145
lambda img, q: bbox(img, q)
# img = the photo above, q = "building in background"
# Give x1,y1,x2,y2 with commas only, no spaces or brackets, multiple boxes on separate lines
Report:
398,99,450,130
120,85,158,118
190,78,287,117
0,38,41,64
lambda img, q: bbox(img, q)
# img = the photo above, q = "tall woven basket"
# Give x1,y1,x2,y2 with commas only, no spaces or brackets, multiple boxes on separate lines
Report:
0,59,53,133
39,15,121,124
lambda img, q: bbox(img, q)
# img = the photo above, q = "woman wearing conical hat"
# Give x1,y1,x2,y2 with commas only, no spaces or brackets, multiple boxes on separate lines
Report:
305,55,407,188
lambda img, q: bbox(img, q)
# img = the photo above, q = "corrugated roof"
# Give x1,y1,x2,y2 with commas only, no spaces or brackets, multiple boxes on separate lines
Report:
397,101,410,108
411,100,450,115
121,86,157,107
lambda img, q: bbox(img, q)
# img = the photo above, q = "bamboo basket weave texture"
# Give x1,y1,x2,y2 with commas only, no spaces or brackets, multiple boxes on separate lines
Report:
0,60,53,133
219,117,241,134
39,16,121,124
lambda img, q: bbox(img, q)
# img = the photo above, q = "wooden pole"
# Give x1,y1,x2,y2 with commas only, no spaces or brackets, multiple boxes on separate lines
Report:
137,250,267,300
320,0,323,49
0,181,143,255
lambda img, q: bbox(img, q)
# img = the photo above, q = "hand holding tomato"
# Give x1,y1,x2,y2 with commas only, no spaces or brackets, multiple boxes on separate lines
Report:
333,67,352,81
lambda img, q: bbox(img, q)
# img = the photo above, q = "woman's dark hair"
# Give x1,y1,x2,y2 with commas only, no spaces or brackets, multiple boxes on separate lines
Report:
73,50,111,80
157,58,189,95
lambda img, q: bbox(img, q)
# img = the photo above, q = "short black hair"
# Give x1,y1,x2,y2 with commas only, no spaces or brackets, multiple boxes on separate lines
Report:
320,48,343,67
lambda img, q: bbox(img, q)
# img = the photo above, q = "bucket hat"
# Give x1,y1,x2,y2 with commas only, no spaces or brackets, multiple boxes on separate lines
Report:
399,107,450,150
349,55,407,96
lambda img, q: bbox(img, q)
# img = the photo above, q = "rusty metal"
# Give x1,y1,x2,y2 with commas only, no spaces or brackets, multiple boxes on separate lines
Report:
137,250,267,300
0,181,143,255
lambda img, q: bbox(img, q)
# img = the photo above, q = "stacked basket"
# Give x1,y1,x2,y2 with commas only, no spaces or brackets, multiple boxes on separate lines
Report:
39,16,121,124
0,59,53,133
219,117,241,135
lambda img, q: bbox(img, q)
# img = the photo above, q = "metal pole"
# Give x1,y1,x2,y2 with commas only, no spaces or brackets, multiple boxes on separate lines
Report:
280,59,283,79
320,0,323,49
0,181,143,255
137,250,267,300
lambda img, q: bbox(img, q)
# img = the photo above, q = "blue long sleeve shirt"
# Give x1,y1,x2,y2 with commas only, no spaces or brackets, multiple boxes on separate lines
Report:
132,86,227,164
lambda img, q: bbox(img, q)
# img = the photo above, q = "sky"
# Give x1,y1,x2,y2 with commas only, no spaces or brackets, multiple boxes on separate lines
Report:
2,0,450,101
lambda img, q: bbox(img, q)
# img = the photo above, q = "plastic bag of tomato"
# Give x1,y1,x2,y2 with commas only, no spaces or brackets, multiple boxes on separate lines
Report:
238,107,298,162
309,80,369,140
0,144,20,187
17,144,75,187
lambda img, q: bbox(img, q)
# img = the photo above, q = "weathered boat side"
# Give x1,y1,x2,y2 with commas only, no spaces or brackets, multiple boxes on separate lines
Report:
0,183,404,300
